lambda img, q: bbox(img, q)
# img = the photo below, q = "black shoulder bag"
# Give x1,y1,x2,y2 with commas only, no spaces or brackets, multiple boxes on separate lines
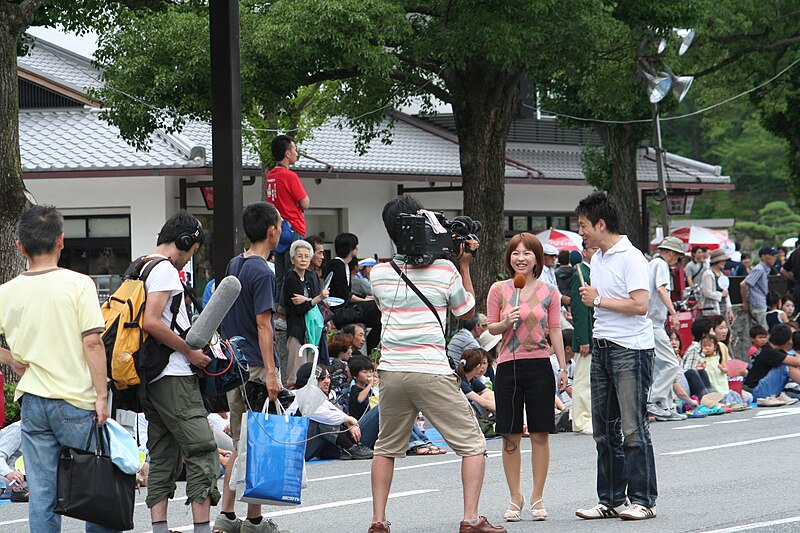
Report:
390,261,456,370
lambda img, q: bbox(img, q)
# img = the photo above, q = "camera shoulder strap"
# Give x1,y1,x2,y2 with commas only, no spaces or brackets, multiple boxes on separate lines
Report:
390,260,445,335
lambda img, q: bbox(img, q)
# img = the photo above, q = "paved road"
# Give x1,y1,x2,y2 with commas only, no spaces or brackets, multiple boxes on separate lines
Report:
2,405,800,532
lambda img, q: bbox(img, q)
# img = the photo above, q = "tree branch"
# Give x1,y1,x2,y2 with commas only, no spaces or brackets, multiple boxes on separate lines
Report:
395,53,442,74
403,4,435,16
690,33,800,77
389,68,452,103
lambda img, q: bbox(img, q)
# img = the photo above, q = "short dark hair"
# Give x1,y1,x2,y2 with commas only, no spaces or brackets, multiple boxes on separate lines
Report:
558,249,570,265
306,234,324,249
457,348,489,378
561,328,573,348
17,205,63,257
342,323,365,337
156,211,206,247
691,246,703,256
334,233,359,258
575,191,621,234
382,195,424,244
242,202,280,243
769,323,792,346
347,355,373,377
691,317,713,342
271,134,295,162
768,291,782,308
749,325,768,338
741,251,751,260
462,316,480,331
792,331,800,351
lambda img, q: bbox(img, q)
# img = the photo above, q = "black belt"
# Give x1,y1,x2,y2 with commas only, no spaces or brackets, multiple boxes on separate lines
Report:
592,338,621,349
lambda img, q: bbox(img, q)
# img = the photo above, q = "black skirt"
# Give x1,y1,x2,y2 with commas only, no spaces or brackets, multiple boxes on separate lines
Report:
494,358,556,434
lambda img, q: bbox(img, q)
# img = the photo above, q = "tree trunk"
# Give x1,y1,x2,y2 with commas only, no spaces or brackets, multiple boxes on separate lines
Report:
596,123,647,250
447,63,523,308
0,3,40,284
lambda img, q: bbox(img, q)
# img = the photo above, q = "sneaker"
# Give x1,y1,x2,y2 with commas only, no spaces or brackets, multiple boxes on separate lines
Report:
619,503,657,520
576,500,630,519
777,392,799,406
341,443,374,460
647,406,671,419
241,518,291,533
757,396,786,407
654,410,687,422
213,514,242,533
367,521,391,533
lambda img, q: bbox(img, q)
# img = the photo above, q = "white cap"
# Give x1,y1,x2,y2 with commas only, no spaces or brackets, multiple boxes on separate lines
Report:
543,244,558,256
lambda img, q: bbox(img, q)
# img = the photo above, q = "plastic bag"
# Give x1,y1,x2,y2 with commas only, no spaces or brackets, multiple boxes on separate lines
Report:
293,344,326,416
304,305,325,345
105,419,141,475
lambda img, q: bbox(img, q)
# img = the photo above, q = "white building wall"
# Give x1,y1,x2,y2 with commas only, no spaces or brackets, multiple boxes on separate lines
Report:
25,175,169,258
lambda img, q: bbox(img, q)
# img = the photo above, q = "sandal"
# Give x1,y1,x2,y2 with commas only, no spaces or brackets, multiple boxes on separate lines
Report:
504,496,525,522
424,443,447,455
531,498,547,521
407,444,440,456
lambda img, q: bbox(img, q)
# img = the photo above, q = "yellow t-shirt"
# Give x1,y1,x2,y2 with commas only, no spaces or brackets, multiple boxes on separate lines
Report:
0,268,104,410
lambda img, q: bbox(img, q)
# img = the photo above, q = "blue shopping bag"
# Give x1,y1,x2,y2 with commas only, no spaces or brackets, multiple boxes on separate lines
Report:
242,401,309,506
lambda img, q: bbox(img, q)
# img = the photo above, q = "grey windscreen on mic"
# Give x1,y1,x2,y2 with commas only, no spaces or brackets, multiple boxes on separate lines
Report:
569,250,583,266
186,275,242,349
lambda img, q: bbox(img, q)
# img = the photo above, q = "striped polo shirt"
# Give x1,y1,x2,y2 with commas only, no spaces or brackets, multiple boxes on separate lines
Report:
371,256,475,374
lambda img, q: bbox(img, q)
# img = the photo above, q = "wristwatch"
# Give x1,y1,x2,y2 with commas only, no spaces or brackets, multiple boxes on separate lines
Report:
593,296,601,308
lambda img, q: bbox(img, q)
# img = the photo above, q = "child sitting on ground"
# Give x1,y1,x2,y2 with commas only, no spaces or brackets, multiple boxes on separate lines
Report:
348,355,376,420
700,333,729,394
748,325,769,358
328,332,354,401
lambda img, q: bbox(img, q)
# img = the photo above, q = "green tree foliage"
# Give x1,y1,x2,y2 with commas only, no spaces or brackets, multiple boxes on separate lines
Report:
91,0,604,302
733,201,800,245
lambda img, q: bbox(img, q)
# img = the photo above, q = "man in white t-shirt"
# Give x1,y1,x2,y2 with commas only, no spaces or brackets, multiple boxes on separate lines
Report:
575,192,658,521
646,237,684,422
140,211,218,533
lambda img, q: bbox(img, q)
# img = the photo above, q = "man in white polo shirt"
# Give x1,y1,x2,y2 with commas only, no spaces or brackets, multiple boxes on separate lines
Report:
574,192,657,521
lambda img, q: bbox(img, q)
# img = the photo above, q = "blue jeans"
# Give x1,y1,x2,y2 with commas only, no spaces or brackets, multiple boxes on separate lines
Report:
358,406,430,450
591,344,658,508
751,365,789,399
20,394,121,533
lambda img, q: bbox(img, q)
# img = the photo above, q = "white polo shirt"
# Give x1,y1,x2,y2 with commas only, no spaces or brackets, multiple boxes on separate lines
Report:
591,236,654,349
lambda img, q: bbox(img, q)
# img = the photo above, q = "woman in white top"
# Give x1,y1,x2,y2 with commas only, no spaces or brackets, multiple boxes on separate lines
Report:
699,248,733,322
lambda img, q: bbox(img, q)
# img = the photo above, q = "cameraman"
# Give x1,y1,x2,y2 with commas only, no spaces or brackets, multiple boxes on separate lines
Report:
367,196,505,533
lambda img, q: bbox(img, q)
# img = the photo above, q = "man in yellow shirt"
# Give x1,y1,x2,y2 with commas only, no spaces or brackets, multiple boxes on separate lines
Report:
0,205,113,533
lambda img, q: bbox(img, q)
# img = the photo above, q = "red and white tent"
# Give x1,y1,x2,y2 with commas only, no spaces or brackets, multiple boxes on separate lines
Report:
667,226,734,251
535,228,582,252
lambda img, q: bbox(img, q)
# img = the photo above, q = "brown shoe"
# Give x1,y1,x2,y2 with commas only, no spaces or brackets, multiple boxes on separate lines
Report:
459,516,507,533
368,521,390,532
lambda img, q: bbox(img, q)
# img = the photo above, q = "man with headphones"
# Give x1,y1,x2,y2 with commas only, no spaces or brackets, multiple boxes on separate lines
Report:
141,211,219,533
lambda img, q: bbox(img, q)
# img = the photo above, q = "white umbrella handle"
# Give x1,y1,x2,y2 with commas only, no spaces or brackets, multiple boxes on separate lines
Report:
299,343,319,370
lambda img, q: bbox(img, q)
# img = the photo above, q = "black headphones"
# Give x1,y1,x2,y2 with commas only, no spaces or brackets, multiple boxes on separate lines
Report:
175,219,203,252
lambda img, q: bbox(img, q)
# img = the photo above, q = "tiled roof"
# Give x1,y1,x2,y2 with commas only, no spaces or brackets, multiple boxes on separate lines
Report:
18,36,102,93
179,121,262,168
294,118,529,178
21,108,196,172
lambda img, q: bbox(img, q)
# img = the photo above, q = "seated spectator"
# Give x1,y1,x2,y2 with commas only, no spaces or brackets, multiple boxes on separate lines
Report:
324,232,382,354
0,421,25,500
550,330,575,409
699,333,729,394
284,239,330,387
288,363,373,461
457,349,496,417
783,297,797,322
328,332,355,400
447,315,486,366
748,325,769,358
745,324,800,406
766,291,789,331
351,258,376,298
478,330,502,383
342,323,367,356
348,356,445,455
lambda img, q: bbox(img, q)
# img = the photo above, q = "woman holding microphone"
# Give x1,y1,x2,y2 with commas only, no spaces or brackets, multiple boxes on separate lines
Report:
487,233,567,522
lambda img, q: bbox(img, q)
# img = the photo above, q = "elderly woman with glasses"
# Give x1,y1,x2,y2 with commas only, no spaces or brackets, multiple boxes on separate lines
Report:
284,239,329,387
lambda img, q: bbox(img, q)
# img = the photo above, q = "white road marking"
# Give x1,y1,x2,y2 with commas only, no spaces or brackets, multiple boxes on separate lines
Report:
149,489,438,532
754,410,800,419
306,449,527,483
702,515,800,532
661,432,800,456
714,419,750,424
755,407,799,417
672,424,709,430
0,518,29,526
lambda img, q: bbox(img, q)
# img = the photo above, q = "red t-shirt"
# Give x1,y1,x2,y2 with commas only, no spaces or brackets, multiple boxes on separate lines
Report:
265,166,307,236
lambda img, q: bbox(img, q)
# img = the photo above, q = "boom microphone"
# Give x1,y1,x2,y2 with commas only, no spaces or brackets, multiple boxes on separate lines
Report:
512,274,526,331
186,275,242,349
569,250,586,287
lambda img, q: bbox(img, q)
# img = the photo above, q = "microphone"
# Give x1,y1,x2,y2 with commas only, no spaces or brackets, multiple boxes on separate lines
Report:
512,274,526,331
569,250,586,287
186,275,242,350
